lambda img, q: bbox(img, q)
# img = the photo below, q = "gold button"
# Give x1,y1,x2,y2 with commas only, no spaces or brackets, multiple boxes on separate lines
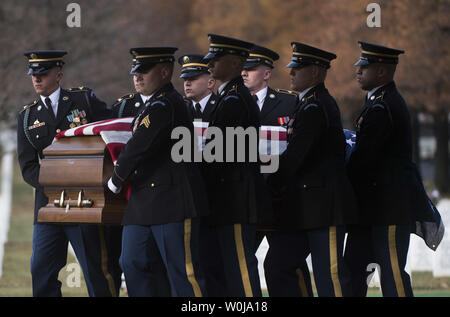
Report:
36,135,39,139
303,184,307,188
134,170,138,175
151,183,155,187
56,129,61,133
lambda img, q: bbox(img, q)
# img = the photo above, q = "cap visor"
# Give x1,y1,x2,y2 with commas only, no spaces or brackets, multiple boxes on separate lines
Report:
286,61,302,68
354,59,369,66
28,67,51,75
243,62,261,70
203,52,217,61
130,63,155,75
180,70,209,79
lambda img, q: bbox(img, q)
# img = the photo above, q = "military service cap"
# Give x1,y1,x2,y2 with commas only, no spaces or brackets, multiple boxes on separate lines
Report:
204,34,254,61
286,42,336,69
178,54,210,79
244,45,279,70
24,50,67,75
355,41,404,66
130,47,178,75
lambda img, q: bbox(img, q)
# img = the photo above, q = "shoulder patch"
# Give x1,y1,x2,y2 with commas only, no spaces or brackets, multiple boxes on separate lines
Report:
372,103,386,110
19,100,38,114
303,103,319,111
150,100,166,107
224,95,239,102
275,88,298,96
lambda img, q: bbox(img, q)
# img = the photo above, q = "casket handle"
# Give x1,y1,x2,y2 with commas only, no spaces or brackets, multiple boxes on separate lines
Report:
53,189,93,208
55,190,65,208
77,190,93,208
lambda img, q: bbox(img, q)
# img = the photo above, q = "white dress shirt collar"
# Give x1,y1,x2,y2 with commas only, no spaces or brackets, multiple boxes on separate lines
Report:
40,86,61,114
195,93,212,113
297,86,314,103
254,86,268,111
140,94,153,104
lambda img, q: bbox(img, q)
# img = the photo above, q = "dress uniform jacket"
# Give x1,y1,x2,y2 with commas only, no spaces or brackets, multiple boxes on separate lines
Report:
258,87,297,229
185,93,219,122
259,88,297,126
271,83,358,231
112,93,147,118
347,81,430,226
111,82,209,225
204,76,262,225
17,87,112,223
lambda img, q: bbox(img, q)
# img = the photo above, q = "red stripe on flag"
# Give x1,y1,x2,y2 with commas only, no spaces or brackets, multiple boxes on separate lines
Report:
106,142,127,163
262,130,287,141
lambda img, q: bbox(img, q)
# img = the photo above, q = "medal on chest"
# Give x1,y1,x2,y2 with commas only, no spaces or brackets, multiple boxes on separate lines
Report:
67,109,88,128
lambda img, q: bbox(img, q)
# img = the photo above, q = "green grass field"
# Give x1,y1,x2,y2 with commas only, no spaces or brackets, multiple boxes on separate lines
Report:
1,159,450,297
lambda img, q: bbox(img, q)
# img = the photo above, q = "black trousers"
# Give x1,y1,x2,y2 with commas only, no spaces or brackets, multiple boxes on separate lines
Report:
264,226,352,297
344,224,413,297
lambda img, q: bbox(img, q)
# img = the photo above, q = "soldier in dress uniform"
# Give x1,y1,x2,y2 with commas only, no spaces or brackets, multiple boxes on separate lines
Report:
178,54,218,122
345,42,423,297
266,42,358,297
109,49,174,296
17,50,120,296
202,34,263,297
241,44,313,297
177,53,227,296
107,47,208,297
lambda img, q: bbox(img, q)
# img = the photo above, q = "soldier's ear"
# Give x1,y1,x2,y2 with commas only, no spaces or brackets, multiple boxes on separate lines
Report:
207,76,216,90
310,65,320,80
56,69,64,83
263,68,271,81
160,63,173,81
376,64,387,78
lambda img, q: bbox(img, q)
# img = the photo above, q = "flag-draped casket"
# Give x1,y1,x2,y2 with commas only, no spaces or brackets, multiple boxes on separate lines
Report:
36,117,443,252
37,118,133,224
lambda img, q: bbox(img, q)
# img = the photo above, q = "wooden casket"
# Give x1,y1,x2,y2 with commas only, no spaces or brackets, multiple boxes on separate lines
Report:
37,135,127,224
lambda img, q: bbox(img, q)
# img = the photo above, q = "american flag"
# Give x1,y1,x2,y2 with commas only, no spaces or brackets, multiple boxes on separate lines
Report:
55,117,133,164
55,118,358,163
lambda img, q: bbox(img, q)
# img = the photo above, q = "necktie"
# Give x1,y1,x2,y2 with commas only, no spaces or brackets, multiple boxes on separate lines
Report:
45,97,56,119
195,103,202,119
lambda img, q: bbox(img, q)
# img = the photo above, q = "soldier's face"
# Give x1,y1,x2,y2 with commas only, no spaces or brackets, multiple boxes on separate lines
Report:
289,66,314,92
241,65,271,93
183,74,215,102
356,64,379,91
207,55,236,81
31,67,62,96
133,65,163,95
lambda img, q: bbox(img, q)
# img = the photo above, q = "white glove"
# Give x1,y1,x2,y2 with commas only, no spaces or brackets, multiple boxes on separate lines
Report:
107,178,121,194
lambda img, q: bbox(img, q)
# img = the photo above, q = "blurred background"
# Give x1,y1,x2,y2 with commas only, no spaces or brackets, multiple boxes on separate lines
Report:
0,0,449,296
